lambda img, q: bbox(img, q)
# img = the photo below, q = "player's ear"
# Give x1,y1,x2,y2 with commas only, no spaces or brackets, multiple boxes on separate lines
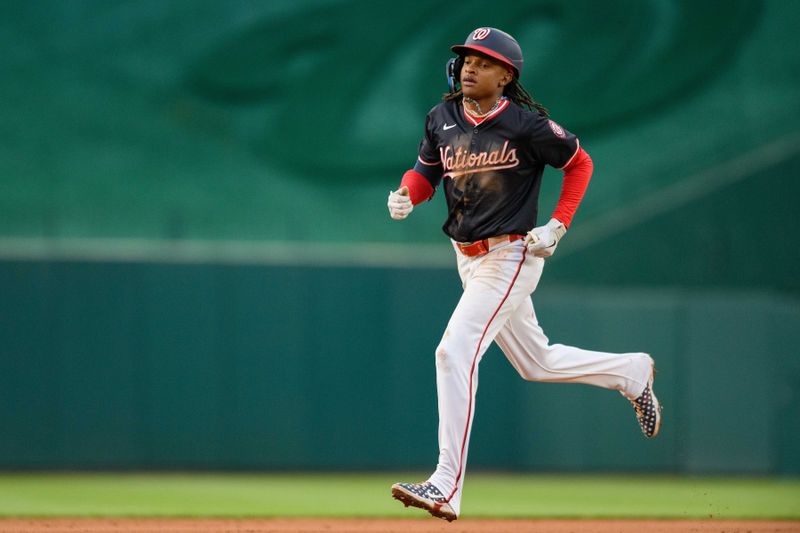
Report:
498,68,513,88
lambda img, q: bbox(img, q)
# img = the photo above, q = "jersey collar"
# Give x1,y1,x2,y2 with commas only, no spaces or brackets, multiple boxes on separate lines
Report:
462,98,510,127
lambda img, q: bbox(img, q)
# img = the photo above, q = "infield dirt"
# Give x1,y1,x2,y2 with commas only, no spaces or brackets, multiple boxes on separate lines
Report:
0,519,798,533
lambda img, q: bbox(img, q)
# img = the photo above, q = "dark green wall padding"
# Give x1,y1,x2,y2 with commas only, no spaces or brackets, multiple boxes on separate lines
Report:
2,259,798,474
1,1,799,288
1,1,799,473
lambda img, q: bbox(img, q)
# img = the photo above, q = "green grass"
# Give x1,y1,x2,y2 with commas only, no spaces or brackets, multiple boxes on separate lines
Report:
0,473,798,519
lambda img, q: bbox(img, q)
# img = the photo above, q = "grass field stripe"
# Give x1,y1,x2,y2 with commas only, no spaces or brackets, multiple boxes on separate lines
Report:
0,473,798,518
562,130,800,256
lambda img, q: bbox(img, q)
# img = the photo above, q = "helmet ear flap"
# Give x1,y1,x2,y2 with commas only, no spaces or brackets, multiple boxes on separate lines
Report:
446,56,464,93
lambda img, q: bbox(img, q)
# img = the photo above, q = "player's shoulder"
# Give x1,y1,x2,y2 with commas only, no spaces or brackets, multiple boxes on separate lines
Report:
508,102,574,140
495,101,541,134
426,99,459,119
424,100,459,131
506,101,548,126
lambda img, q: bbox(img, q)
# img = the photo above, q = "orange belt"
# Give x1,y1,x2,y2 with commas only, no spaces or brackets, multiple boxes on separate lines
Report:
456,234,525,257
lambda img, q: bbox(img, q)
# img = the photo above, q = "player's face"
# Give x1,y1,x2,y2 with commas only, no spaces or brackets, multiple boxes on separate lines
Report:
460,54,512,102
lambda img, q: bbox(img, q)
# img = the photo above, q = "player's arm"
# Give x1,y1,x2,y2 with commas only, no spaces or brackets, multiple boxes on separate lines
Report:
525,117,593,256
526,144,592,255
388,114,443,220
526,145,592,255
552,145,593,228
388,168,438,220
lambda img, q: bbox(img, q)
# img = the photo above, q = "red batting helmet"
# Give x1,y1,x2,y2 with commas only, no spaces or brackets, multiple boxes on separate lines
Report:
451,27,524,78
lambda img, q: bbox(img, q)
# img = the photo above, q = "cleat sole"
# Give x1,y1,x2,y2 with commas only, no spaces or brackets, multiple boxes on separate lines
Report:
391,484,457,522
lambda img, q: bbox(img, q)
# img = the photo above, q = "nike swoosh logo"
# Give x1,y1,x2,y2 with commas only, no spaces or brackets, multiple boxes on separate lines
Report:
443,123,457,130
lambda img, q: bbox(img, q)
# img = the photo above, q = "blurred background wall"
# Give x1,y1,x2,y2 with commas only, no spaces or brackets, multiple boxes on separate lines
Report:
1,0,798,473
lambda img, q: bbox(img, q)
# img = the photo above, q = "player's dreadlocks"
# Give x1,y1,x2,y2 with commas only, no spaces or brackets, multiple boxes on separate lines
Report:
503,79,549,117
444,78,549,117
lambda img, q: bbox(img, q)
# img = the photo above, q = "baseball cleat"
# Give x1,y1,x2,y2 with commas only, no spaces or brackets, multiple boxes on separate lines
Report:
631,362,662,438
391,481,457,522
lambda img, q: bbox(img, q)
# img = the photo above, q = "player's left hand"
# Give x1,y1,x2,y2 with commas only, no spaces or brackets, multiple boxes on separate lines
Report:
525,218,567,257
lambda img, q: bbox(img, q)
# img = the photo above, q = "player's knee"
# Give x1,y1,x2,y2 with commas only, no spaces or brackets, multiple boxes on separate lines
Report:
435,341,452,363
435,338,468,371
434,342,450,372
436,329,455,360
520,366,547,381
518,348,556,381
436,342,447,361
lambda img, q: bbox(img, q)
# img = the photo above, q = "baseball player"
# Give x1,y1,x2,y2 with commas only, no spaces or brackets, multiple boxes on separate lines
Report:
387,28,662,522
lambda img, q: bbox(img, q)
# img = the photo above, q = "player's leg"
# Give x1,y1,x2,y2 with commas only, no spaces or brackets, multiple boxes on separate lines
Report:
424,242,542,517
495,297,651,395
494,297,661,436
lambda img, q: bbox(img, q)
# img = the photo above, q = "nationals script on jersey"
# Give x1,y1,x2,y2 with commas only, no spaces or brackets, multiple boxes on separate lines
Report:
412,99,579,243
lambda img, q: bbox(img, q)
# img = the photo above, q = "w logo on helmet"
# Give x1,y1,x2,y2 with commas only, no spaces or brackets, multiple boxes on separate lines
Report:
472,28,491,40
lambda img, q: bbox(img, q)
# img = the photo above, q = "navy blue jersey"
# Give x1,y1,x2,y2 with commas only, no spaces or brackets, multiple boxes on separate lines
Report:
413,98,579,243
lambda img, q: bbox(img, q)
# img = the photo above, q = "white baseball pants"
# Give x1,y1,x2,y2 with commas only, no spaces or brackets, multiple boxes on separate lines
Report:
426,239,653,516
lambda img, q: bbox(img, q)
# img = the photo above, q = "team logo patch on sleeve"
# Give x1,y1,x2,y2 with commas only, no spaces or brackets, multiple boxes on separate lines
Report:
548,120,566,138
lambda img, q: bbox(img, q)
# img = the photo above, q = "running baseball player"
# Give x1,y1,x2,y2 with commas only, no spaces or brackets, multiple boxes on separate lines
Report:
387,27,662,522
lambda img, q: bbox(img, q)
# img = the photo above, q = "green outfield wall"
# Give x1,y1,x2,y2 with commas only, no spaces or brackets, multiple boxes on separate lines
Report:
1,258,798,474
1,0,799,290
1,1,799,472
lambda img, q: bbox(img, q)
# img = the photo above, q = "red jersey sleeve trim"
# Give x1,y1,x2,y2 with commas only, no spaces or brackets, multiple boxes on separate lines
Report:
551,147,593,228
400,169,435,205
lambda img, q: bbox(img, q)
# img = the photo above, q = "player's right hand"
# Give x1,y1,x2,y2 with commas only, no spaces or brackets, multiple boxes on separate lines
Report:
388,186,413,220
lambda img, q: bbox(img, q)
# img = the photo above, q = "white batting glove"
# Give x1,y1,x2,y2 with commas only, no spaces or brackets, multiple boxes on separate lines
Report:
387,186,413,220
525,218,567,257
